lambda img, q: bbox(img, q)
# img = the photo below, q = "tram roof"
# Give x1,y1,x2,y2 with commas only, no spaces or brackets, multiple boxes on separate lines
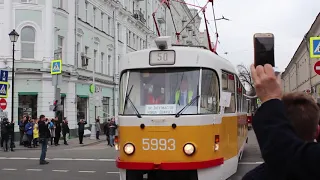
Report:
120,46,237,74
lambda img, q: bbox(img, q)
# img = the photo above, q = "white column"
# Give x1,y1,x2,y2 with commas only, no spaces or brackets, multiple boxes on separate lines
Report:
42,0,55,117
3,0,12,58
44,0,54,63
67,0,76,66
66,78,77,129
114,10,119,118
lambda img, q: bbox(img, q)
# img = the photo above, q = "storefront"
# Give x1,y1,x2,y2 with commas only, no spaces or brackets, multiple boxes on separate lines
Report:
76,83,114,124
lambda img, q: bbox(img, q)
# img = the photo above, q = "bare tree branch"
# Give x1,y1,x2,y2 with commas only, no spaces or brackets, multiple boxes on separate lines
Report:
237,64,255,91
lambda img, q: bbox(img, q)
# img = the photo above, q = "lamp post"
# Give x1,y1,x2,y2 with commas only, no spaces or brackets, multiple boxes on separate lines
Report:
8,29,19,140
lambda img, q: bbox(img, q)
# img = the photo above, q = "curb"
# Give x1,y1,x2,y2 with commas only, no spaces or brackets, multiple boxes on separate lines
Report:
11,140,105,151
79,140,105,147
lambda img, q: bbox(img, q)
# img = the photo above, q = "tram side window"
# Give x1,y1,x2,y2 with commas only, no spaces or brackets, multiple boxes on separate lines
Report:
118,72,127,114
222,72,236,113
200,69,220,114
236,77,242,112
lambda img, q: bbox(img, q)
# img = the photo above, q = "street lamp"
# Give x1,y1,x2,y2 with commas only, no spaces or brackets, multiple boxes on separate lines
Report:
8,29,19,142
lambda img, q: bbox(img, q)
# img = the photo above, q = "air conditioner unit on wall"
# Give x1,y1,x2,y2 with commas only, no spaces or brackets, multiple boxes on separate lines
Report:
81,52,89,66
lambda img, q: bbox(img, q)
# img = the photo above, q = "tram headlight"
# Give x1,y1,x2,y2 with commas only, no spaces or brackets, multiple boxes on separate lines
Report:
183,143,196,156
123,143,135,155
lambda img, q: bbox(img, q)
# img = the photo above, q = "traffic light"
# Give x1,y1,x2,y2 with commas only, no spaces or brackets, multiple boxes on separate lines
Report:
53,100,58,111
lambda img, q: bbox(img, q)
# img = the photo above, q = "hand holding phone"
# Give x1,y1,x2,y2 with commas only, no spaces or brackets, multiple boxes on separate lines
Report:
253,33,275,67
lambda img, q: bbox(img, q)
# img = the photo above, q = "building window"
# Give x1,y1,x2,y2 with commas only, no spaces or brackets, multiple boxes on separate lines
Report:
107,17,111,34
18,94,38,120
101,52,104,74
58,35,64,59
129,31,131,46
93,7,96,27
58,0,63,9
76,42,80,67
21,26,36,59
77,96,88,122
20,0,35,3
117,23,120,40
108,55,111,76
85,1,88,22
101,13,104,31
102,97,109,121
94,49,97,72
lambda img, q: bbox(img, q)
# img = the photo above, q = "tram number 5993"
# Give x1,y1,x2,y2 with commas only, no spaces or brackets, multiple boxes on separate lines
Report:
142,138,175,151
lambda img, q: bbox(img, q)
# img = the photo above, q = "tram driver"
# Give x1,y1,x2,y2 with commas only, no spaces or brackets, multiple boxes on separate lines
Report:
174,77,195,106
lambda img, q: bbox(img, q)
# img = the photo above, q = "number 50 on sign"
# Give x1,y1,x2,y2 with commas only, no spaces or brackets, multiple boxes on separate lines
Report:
149,50,176,65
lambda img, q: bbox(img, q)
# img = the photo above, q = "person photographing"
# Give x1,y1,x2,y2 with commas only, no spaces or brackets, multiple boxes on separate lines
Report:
250,64,320,179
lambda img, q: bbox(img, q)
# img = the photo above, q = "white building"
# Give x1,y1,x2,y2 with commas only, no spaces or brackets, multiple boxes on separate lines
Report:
0,0,202,135
281,13,320,101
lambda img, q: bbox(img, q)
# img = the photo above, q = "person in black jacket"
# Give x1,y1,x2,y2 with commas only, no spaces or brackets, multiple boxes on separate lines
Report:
62,117,69,145
38,114,50,165
242,92,320,180
1,118,10,151
249,64,320,179
54,117,61,146
78,119,87,144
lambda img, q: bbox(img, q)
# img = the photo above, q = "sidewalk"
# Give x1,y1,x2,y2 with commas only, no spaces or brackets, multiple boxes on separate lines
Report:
13,137,105,151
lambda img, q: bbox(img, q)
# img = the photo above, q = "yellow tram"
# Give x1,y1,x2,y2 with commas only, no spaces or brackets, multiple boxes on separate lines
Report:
116,36,248,180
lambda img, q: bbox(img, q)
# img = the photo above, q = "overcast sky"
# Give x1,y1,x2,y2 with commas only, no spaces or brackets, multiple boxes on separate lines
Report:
184,0,320,70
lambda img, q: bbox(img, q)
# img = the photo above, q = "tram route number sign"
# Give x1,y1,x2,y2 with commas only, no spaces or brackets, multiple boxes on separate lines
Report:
142,138,176,151
149,50,175,66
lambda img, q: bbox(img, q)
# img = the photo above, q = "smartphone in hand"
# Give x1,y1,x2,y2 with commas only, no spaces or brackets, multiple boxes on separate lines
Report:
253,33,275,67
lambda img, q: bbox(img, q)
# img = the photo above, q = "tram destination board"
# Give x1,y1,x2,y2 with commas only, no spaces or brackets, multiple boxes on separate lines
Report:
149,50,176,66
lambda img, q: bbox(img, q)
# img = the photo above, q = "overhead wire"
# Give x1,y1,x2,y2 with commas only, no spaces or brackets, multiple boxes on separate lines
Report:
152,0,219,53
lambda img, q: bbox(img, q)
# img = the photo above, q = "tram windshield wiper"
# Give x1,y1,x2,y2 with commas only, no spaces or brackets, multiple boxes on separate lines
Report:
124,85,142,118
175,95,200,118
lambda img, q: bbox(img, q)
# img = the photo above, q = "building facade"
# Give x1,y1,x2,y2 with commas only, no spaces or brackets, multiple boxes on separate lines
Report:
0,0,202,135
281,13,320,102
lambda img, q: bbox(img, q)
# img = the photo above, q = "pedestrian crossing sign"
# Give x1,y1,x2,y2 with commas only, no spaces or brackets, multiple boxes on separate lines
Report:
0,82,8,98
51,59,62,75
310,37,320,58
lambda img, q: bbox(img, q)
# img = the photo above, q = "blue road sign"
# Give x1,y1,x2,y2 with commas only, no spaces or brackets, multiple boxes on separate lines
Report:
0,70,8,82
0,82,8,98
51,59,62,75
310,37,320,58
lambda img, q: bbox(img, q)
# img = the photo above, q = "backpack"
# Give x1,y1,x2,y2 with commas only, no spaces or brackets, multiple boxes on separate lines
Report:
48,122,54,129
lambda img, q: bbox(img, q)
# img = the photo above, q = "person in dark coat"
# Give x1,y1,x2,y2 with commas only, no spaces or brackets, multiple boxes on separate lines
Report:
243,92,320,180
104,119,110,145
1,118,10,151
54,117,61,146
62,117,69,145
108,118,118,147
38,115,50,165
77,119,87,144
18,116,27,145
249,64,320,179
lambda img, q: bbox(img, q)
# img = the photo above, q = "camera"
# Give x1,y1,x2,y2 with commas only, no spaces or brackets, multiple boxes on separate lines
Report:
154,36,172,50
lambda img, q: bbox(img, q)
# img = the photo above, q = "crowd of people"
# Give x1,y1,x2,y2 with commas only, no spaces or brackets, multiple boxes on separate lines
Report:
0,114,118,165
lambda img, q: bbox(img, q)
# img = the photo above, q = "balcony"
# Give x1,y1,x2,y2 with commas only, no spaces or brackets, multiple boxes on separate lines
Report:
133,10,146,24
157,15,165,24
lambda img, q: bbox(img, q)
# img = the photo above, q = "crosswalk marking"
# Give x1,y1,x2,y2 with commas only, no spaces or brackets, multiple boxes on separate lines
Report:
2,168,17,171
52,170,69,172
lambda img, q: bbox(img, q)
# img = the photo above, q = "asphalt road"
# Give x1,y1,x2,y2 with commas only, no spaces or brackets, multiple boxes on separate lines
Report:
0,130,262,180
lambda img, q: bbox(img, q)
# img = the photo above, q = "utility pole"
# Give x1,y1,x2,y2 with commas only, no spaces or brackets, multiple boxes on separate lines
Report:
51,51,63,122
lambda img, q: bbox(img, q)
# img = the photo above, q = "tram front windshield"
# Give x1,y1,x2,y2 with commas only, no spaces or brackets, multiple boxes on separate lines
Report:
120,68,200,116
